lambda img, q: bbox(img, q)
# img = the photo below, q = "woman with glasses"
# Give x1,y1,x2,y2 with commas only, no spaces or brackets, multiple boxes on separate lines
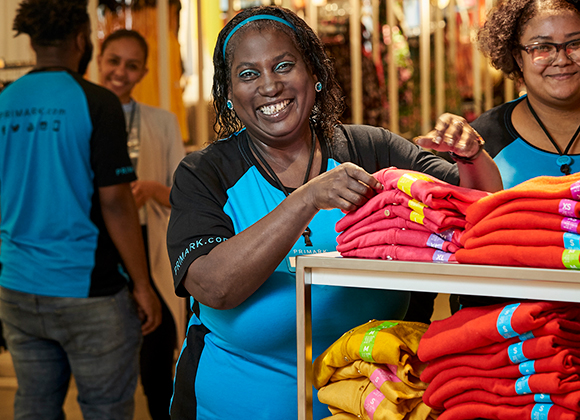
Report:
446,0,580,310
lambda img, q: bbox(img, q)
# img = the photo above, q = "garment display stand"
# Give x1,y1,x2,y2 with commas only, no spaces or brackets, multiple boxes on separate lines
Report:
296,251,580,420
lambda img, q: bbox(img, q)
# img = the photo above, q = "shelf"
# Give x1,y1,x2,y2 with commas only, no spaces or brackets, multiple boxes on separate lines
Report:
295,252,580,420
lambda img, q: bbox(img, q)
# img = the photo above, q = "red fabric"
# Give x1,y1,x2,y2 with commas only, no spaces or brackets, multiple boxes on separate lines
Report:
455,244,580,269
468,197,580,223
336,227,460,253
444,389,580,413
461,211,580,244
335,188,465,233
340,244,457,263
463,228,580,249
421,345,580,383
338,215,432,243
417,301,580,361
438,401,578,420
374,167,490,214
426,372,580,410
465,172,580,225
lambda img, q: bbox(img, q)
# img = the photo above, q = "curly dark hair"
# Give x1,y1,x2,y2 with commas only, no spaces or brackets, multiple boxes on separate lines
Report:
478,0,580,81
13,0,89,47
211,6,344,143
101,29,149,64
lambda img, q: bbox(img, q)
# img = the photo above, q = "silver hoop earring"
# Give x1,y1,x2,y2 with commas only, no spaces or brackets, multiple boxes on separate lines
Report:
315,82,322,92
226,99,234,110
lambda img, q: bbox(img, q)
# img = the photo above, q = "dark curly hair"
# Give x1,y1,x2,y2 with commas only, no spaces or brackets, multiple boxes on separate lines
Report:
101,29,149,64
13,0,89,47
211,6,344,143
478,0,580,81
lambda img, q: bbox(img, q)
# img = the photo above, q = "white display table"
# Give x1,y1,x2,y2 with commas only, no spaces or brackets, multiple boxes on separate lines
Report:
295,251,580,420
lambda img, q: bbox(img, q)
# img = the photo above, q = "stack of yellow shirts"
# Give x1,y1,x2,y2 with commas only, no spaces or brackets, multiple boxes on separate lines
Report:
313,320,440,420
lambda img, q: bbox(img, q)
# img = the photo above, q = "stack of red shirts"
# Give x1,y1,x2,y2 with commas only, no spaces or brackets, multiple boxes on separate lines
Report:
417,300,580,420
456,172,580,270
335,167,490,263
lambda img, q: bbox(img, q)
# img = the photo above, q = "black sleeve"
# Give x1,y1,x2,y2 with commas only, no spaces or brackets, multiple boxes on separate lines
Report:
76,75,136,187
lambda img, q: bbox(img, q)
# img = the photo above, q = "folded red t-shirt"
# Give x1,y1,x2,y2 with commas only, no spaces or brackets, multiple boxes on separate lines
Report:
444,389,580,413
340,244,457,263
463,229,580,250
426,372,580,410
466,172,580,225
438,401,578,420
461,211,580,244
335,188,464,231
337,227,460,253
455,244,580,269
417,301,580,361
374,167,490,214
468,197,580,224
421,340,580,383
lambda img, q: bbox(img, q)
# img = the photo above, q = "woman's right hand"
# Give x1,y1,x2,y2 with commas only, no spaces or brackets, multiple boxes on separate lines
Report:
299,162,383,212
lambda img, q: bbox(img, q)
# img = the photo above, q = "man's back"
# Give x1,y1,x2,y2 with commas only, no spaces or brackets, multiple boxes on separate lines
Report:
0,68,135,298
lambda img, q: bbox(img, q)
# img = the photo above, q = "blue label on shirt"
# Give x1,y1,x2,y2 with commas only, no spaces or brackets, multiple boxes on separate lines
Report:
563,232,580,250
534,394,552,404
519,331,535,341
515,375,532,395
519,360,536,376
531,403,552,420
509,342,529,364
497,303,521,339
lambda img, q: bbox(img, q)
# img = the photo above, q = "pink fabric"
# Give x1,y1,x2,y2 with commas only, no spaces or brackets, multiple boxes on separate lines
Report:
338,216,433,243
337,228,460,253
340,244,457,263
455,244,580,269
425,372,580,411
462,228,580,249
438,401,578,420
420,345,580,383
444,389,580,413
417,301,580,361
465,172,580,225
374,167,491,214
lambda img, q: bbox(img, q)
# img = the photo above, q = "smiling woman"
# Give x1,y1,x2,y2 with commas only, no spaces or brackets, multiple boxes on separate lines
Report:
165,5,502,420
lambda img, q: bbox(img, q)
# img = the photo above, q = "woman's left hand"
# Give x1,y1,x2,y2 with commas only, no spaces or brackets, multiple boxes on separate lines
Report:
414,113,484,160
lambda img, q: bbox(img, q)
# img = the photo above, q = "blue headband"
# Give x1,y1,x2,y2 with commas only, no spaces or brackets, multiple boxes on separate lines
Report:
222,15,297,57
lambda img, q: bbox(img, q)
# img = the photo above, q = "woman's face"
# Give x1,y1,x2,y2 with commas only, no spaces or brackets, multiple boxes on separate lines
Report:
228,27,317,145
516,9,580,106
98,37,148,104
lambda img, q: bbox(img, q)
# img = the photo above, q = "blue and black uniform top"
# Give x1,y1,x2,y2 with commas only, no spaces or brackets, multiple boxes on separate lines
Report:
0,68,136,298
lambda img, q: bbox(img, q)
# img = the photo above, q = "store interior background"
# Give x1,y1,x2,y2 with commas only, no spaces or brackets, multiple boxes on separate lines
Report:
0,0,523,418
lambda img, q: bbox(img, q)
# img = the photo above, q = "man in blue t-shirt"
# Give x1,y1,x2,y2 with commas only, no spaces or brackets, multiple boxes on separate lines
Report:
0,1,161,418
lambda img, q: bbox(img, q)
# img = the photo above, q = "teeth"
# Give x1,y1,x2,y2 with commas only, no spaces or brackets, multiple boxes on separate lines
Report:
260,100,290,115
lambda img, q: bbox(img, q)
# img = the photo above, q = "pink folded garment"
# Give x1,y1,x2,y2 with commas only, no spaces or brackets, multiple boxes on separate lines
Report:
420,337,580,383
444,389,580,413
467,197,580,224
465,172,580,225
460,211,580,244
340,244,457,263
337,227,460,253
463,229,580,250
335,188,465,232
374,167,491,214
437,401,578,420
455,244,580,270
426,372,580,411
417,301,580,361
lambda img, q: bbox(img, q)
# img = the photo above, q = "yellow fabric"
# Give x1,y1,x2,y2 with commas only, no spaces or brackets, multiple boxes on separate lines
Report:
313,320,428,389
98,5,189,142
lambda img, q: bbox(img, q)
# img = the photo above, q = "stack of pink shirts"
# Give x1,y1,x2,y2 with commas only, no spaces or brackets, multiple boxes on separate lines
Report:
335,167,490,263
456,172,580,269
417,300,580,420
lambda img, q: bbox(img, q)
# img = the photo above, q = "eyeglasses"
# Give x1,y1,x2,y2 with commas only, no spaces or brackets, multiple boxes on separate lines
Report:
518,39,580,66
